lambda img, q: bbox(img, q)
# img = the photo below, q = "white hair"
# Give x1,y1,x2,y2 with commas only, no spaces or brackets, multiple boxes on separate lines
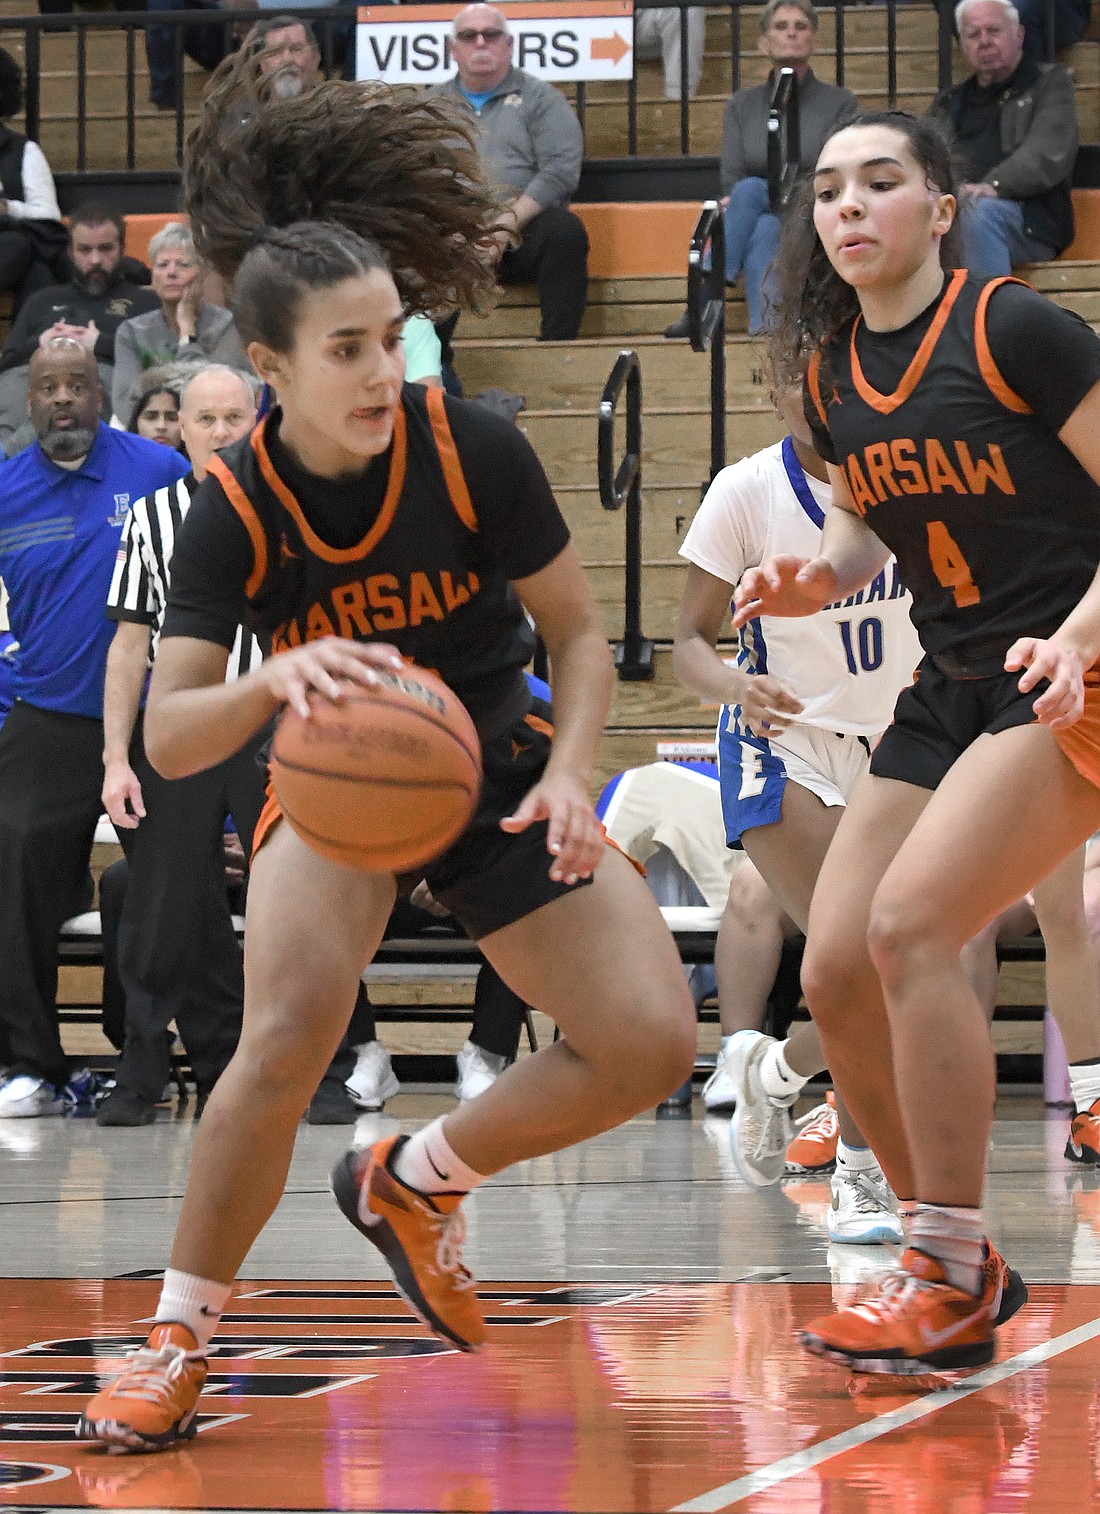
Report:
955,0,1020,31
181,363,260,408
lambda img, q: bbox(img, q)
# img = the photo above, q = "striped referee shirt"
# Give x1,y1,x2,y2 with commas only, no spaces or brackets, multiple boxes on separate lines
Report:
106,473,263,680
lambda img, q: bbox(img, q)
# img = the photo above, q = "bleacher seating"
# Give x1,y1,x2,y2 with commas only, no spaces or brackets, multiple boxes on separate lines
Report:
12,2,1089,1084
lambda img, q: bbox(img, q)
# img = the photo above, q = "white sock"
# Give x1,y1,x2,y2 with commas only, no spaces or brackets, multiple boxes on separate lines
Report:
393,1116,489,1196
907,1202,986,1297
1069,1061,1100,1115
835,1139,879,1175
154,1268,231,1351
759,1039,808,1104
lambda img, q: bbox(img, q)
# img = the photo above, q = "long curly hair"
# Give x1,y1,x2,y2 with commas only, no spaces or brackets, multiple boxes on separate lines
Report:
766,111,964,394
183,47,508,349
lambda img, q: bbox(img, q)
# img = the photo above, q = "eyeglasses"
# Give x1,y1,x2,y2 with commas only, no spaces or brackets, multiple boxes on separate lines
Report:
454,27,506,42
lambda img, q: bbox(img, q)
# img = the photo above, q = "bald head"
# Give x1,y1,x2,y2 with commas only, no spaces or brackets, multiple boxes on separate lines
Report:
179,365,257,479
28,341,101,463
451,4,512,91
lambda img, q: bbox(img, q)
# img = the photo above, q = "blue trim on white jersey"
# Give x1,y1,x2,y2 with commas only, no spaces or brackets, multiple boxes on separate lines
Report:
781,435,826,529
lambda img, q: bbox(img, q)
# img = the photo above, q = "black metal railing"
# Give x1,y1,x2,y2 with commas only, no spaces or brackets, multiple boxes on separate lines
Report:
17,6,354,172
598,350,653,682
0,0,1078,180
685,202,726,482
766,66,801,213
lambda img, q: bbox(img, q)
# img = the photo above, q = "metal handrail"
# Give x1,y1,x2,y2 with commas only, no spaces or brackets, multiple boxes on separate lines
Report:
685,202,726,482
598,350,653,682
766,66,800,214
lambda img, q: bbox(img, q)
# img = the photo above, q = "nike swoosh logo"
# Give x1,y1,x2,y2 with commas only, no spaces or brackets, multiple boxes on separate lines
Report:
427,1151,451,1183
919,1306,986,1349
198,1304,218,1316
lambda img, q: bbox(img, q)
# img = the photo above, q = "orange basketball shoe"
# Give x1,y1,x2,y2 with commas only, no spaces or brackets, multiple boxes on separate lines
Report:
332,1135,485,1352
785,1092,839,1175
1066,1100,1100,1164
76,1322,207,1452
983,1243,1028,1326
799,1248,994,1373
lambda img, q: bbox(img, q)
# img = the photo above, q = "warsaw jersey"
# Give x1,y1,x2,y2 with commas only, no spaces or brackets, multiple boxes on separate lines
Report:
160,384,571,740
680,436,921,735
806,270,1100,665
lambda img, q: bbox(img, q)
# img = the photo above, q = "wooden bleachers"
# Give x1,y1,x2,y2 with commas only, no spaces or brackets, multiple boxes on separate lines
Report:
3,2,1099,170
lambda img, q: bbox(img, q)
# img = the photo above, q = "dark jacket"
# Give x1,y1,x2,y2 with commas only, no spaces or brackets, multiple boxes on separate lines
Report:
0,273,159,372
720,68,858,194
929,59,1078,255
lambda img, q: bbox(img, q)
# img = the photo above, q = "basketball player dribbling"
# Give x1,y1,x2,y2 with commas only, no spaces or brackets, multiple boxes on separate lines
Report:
734,111,1100,1373
78,58,696,1451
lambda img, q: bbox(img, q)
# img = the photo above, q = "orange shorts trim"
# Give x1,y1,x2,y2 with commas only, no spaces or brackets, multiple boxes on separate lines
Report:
1054,672,1100,791
252,780,283,862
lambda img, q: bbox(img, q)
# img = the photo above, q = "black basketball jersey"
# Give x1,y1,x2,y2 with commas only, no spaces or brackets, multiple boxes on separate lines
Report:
205,386,550,740
807,270,1100,661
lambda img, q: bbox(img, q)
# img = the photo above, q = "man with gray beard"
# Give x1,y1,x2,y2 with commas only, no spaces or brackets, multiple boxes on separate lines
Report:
0,339,189,1119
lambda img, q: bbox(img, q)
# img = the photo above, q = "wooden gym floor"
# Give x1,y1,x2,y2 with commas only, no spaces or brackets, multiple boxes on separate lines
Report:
3,1091,1100,1511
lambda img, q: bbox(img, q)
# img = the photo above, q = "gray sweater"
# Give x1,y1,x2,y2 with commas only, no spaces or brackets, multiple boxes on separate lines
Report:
720,68,858,195
434,67,582,210
111,303,249,423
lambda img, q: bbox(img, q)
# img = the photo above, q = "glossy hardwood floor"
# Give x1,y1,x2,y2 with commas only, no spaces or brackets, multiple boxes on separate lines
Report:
3,1090,1099,1512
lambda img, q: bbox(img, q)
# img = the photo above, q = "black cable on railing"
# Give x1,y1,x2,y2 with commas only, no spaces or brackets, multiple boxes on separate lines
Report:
686,201,726,482
886,0,898,108
766,65,800,212
937,0,955,92
598,350,654,682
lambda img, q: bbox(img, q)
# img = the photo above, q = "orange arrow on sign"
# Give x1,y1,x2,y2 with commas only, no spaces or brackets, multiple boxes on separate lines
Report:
591,30,630,64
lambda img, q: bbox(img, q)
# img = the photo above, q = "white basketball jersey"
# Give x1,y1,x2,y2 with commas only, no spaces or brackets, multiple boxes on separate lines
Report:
679,437,922,736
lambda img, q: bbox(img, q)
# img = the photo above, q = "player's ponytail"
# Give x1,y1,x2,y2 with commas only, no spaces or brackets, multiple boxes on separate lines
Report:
183,47,507,342
766,111,963,394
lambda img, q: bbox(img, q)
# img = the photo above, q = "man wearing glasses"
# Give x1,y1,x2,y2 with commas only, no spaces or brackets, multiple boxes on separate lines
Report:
435,3,589,340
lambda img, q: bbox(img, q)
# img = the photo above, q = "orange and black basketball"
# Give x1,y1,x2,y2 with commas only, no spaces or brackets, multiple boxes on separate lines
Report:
271,665,482,873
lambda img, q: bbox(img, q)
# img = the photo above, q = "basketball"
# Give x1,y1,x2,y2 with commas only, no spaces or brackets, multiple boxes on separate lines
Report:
270,665,482,873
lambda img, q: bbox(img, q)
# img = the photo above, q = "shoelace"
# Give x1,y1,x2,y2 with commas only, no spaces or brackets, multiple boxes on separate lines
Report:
840,1172,892,1216
848,1268,944,1324
106,1342,203,1404
430,1206,477,1291
744,1100,791,1161
793,1104,838,1147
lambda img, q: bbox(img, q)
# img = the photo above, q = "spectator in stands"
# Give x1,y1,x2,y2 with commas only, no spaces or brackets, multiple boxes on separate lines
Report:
435,4,589,341
98,365,261,1126
634,7,705,101
0,48,67,310
111,223,248,425
0,203,159,454
129,374,184,451
145,0,233,111
248,13,322,97
928,0,1078,273
935,0,1090,63
664,0,856,339
0,339,189,1119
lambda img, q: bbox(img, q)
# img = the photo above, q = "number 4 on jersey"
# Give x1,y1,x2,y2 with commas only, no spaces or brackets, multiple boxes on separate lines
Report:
927,520,980,608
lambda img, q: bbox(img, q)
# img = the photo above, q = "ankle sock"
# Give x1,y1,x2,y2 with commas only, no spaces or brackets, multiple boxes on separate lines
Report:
1069,1059,1100,1115
759,1039,808,1104
154,1268,231,1351
392,1116,488,1197
907,1202,986,1297
835,1139,879,1176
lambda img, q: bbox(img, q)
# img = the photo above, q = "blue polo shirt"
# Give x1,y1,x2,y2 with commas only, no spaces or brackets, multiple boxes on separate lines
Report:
0,425,189,718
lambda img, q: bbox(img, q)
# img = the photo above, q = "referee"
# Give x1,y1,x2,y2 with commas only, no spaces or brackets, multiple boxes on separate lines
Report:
98,365,265,1126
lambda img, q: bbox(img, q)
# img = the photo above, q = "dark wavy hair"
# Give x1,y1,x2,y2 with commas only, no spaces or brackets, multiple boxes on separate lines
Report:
766,111,964,393
183,48,507,349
